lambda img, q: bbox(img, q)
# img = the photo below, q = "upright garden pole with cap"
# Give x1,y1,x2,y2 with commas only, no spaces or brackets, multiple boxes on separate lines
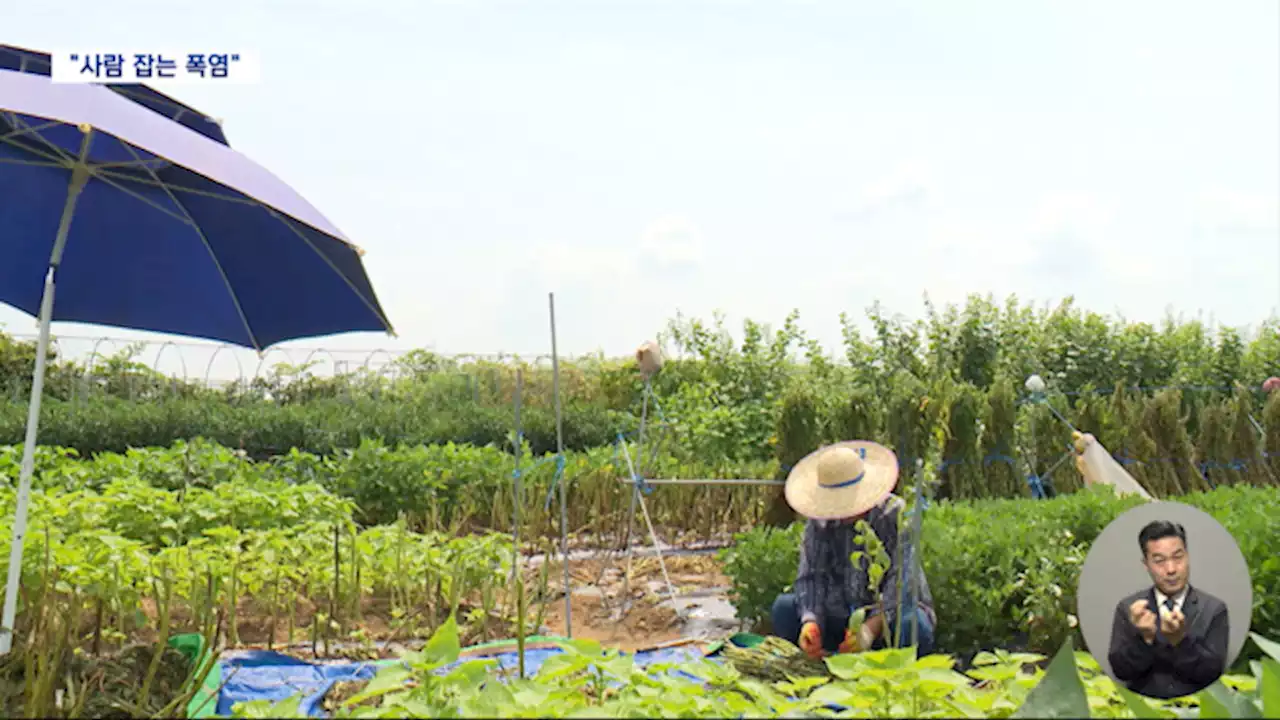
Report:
512,369,523,584
909,458,926,650
624,378,651,558
623,343,665,603
549,292,570,637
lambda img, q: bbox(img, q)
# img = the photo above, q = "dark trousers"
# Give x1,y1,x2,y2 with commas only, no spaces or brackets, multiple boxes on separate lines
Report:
771,593,936,655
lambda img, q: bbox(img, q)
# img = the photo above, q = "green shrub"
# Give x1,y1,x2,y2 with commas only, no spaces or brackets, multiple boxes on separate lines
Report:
717,523,804,629
0,438,781,543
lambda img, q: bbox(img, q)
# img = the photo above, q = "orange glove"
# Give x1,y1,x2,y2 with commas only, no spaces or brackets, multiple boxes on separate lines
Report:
837,628,858,654
798,622,823,658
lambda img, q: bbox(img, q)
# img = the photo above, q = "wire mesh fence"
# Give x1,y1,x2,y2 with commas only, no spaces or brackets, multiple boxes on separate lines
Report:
0,332,576,407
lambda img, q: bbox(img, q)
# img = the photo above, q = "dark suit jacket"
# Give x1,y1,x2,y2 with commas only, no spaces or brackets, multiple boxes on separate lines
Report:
1107,585,1229,699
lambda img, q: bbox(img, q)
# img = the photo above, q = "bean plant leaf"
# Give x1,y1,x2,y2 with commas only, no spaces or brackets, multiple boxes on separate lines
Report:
847,605,867,633
823,653,862,680
342,665,412,707
1252,632,1280,663
1117,687,1176,719
1011,636,1091,719
912,654,956,670
420,614,461,667
234,695,304,718
1199,680,1262,719
563,638,604,656
1258,658,1280,720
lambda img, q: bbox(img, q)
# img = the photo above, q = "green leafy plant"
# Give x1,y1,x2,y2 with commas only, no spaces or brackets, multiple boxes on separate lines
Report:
229,613,1280,718
849,518,892,645
717,523,804,631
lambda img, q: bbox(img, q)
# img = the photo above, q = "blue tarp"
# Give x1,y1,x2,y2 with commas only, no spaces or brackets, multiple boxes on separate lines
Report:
216,644,707,717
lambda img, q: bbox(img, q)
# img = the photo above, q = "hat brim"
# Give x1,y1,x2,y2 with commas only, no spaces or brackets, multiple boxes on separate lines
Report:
784,440,899,520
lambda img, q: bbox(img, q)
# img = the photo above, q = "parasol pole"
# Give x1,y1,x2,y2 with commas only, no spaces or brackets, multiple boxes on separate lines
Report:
512,369,526,677
0,148,91,655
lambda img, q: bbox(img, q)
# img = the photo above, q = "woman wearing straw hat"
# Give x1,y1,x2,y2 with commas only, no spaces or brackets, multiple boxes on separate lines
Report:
771,441,937,659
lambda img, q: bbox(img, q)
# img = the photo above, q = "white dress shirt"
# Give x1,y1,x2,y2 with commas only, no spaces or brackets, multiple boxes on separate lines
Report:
1156,586,1188,614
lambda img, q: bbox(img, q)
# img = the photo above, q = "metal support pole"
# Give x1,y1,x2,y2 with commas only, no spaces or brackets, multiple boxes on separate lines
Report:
622,381,650,553
909,459,925,650
512,370,523,583
620,381,651,600
638,378,651,445
1247,413,1278,484
549,293,570,638
619,439,681,616
0,146,90,655
512,369,525,678
615,477,784,486
621,480,640,602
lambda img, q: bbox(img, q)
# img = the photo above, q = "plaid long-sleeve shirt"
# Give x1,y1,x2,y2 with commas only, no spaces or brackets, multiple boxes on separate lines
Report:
794,494,935,626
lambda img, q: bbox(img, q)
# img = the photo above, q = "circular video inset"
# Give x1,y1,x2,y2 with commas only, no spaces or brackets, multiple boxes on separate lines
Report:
1076,501,1252,700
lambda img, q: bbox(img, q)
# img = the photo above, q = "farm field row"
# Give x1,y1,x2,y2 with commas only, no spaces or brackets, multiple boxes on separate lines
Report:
2,384,1279,497
0,443,1275,715
3,443,1275,661
8,433,1280,551
0,438,775,541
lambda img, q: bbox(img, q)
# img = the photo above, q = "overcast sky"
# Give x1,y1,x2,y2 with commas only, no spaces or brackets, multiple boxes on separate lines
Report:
5,0,1279,380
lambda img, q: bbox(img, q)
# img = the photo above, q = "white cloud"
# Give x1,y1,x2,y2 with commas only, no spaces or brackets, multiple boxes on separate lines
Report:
1195,189,1280,235
520,215,707,295
1017,192,1180,284
1024,193,1114,238
528,243,636,288
846,159,933,217
637,215,705,268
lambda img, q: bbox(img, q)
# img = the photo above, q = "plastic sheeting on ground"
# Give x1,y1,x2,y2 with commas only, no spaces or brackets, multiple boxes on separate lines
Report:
210,640,708,717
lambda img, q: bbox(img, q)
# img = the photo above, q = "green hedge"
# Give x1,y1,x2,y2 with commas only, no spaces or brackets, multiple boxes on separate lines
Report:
719,485,1280,665
5,385,1280,506
0,396,634,459
1,438,778,541
3,294,1280,504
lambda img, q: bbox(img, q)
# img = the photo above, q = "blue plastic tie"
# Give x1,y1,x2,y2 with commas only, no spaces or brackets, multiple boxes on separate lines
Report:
1026,474,1047,500
611,432,654,495
908,496,931,518
542,454,568,511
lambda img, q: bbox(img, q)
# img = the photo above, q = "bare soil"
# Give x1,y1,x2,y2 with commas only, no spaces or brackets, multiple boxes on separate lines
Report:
129,552,734,657
536,553,730,651
539,592,682,651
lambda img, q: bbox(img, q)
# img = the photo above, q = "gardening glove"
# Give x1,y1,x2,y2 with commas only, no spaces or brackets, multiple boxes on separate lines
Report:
837,624,877,653
837,628,858,654
798,622,823,659
857,623,876,652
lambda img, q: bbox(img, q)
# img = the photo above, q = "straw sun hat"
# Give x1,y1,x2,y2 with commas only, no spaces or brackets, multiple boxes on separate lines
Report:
784,441,900,520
